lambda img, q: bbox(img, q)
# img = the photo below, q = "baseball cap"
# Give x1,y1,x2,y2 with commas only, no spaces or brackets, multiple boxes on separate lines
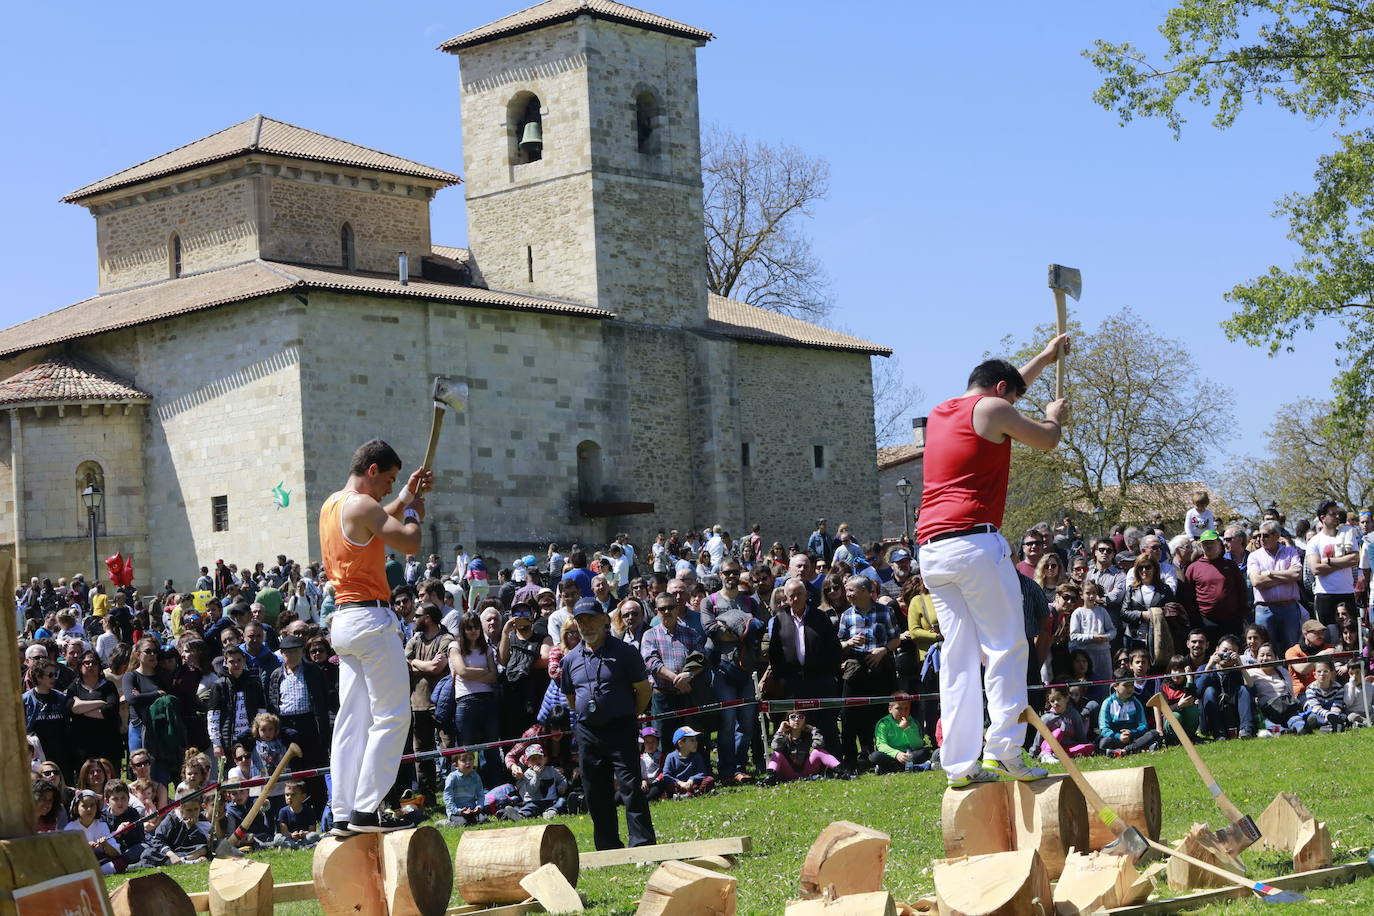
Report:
672,726,701,744
639,726,659,738
279,634,305,650
573,597,603,617
1301,619,1326,634
1198,529,1221,542
509,600,533,617
535,588,556,600
890,549,912,563
525,744,545,759
522,554,539,568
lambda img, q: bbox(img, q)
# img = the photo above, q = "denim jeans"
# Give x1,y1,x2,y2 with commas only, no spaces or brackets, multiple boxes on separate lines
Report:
1200,678,1254,736
711,665,755,778
1254,602,1304,655
454,692,502,785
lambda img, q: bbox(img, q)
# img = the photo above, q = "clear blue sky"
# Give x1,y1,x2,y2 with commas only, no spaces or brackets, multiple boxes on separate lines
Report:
0,1,1343,466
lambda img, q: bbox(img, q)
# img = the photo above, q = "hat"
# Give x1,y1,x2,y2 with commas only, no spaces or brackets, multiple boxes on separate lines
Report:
1198,529,1221,542
573,597,603,617
522,554,539,568
467,557,487,574
639,726,659,738
279,634,305,650
1301,619,1326,634
672,726,701,744
535,587,556,600
890,549,912,563
509,599,533,615
525,744,545,759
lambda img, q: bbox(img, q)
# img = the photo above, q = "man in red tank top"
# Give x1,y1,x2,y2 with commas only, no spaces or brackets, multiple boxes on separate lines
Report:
321,439,431,834
918,337,1069,788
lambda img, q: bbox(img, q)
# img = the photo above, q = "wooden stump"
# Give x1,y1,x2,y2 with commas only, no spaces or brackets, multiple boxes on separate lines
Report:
110,872,197,916
1009,775,1087,880
1165,824,1247,891
455,823,579,905
932,849,1052,916
799,821,891,899
635,860,737,916
940,783,1013,859
1256,792,1316,855
786,890,898,915
383,825,453,916
1052,849,1161,914
519,862,584,914
1293,819,1332,872
313,833,387,916
209,858,272,916
1080,766,1161,851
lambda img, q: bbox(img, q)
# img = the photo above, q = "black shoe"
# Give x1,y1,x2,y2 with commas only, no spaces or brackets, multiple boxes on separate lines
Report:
350,809,409,833
327,821,354,837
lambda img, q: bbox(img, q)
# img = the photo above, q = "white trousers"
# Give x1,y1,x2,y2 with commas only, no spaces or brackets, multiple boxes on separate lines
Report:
329,605,409,820
921,531,1029,777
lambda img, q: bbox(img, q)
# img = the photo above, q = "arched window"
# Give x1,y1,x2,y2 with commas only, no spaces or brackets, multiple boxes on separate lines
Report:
635,91,661,156
340,222,356,270
509,92,543,165
75,461,106,535
169,232,183,278
576,440,603,503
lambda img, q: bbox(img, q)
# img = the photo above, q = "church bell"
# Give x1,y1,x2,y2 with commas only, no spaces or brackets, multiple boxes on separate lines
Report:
519,121,543,153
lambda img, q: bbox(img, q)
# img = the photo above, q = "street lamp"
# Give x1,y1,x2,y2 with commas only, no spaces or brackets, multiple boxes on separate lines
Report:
1093,505,1105,541
82,484,103,584
896,476,914,542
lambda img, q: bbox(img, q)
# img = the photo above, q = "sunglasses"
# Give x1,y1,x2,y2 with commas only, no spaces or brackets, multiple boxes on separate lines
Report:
131,759,150,767
40,769,59,777
235,754,249,761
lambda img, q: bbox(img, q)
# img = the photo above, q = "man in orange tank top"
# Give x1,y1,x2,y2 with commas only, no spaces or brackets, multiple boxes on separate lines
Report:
321,439,431,834
917,336,1069,789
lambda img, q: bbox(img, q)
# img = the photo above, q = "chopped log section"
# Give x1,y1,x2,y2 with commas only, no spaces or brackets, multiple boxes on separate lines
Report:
1080,766,1160,851
683,855,736,871
209,858,272,916
1293,819,1332,872
635,860,737,916
110,872,198,916
1165,824,1247,891
314,833,387,916
799,821,891,899
384,825,454,916
1256,792,1315,854
1008,775,1086,880
519,862,584,913
940,783,1013,859
456,823,579,905
932,849,1052,916
786,890,898,915
1053,849,1162,914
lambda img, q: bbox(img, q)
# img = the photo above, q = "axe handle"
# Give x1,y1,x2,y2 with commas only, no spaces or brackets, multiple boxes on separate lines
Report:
1053,288,1067,400
420,404,445,478
231,744,300,840
1021,706,1127,836
1147,694,1248,824
1142,837,1280,897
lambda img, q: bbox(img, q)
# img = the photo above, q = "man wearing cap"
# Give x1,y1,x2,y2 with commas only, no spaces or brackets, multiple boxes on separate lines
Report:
1182,530,1247,645
499,599,553,739
562,598,655,849
1286,618,1338,695
268,633,330,802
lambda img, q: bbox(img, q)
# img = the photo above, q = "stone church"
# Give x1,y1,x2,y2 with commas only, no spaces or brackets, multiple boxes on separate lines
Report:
0,0,887,584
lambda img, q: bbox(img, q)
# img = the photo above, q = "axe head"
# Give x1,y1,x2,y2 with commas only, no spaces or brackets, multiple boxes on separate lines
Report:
432,376,469,412
214,834,246,859
1048,264,1082,301
1102,823,1157,864
1214,815,1262,857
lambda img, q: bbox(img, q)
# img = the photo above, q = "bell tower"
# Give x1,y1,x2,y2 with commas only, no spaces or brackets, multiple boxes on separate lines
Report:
442,1,713,327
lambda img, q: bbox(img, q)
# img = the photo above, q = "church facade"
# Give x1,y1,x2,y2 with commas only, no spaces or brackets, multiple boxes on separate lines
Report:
0,0,887,584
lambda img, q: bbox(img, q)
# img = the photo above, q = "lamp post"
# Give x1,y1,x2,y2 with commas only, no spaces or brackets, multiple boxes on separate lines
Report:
896,476,913,542
1093,505,1105,542
81,484,103,584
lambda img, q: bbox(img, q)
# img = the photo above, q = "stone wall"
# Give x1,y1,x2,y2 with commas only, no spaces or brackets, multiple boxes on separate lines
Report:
878,456,921,541
262,177,433,274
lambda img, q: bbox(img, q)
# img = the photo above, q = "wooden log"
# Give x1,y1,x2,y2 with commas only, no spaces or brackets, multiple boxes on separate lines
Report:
1255,792,1316,855
1080,767,1160,852
313,833,387,916
1292,819,1332,872
932,849,1052,916
799,821,891,899
940,782,1013,859
683,855,736,871
580,836,751,869
519,862,583,914
1010,775,1087,881
456,824,579,905
110,872,198,916
209,858,272,916
786,890,897,915
635,860,737,916
1107,860,1373,915
1053,849,1160,915
1164,824,1246,891
384,825,455,916
1,831,110,916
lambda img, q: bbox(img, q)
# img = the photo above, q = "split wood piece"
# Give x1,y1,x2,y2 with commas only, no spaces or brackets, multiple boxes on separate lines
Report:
1164,824,1246,892
1104,860,1373,915
635,860,737,916
1255,792,1316,855
580,836,752,869
932,849,1052,916
940,782,1013,859
209,857,272,916
1080,767,1161,852
445,901,543,916
519,862,584,914
1053,849,1163,915
314,832,387,916
1292,819,1332,872
905,896,938,913
799,820,891,898
1011,774,1088,880
456,823,579,905
190,880,317,912
385,825,454,916
786,890,897,915
110,872,198,916
683,854,736,871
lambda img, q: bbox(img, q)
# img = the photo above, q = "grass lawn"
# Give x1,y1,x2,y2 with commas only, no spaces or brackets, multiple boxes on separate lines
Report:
108,728,1374,914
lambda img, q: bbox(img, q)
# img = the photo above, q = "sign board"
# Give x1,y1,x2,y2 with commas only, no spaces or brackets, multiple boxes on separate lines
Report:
12,869,113,916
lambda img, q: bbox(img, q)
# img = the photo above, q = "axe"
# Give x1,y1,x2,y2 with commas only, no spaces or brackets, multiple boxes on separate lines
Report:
418,376,470,489
1047,264,1081,401
214,743,300,859
1147,692,1261,855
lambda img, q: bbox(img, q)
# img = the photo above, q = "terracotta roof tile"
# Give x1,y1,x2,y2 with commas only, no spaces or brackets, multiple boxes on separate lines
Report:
877,443,922,470
706,294,891,356
64,116,460,202
439,0,712,51
0,356,149,407
430,245,471,264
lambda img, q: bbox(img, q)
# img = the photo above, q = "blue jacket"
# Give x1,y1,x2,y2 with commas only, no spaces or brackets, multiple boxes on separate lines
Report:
663,748,711,782
1098,694,1149,739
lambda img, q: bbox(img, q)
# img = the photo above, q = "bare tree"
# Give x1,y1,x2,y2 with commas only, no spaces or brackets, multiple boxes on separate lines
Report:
873,356,925,449
702,125,832,321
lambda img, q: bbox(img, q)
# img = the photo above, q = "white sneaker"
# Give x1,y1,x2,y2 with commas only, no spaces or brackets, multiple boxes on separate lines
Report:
1257,729,1273,738
982,756,1048,781
1039,752,1060,765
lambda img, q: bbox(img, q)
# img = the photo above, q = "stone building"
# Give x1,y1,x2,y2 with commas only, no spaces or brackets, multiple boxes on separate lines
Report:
0,0,887,585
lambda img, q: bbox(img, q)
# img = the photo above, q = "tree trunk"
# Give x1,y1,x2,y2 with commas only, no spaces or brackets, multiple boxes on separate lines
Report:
799,821,891,899
1293,819,1332,872
1256,792,1316,854
932,849,1052,916
1166,824,1247,891
313,833,387,916
1008,775,1087,880
786,890,898,915
635,860,738,916
1081,766,1161,851
383,825,453,916
109,872,197,916
208,858,272,916
455,824,579,905
940,783,1014,859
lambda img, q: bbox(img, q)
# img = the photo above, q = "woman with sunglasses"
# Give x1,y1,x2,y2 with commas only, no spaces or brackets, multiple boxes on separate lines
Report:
24,661,73,784
448,610,501,784
122,637,168,780
68,648,122,771
1121,554,1176,653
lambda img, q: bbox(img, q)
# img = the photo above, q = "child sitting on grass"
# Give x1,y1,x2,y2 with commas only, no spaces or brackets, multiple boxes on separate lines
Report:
1293,659,1348,734
639,727,669,801
1128,649,1157,705
103,781,146,864
500,746,567,820
273,780,320,848
1153,654,1199,744
1242,643,1301,735
223,786,274,847
663,726,716,796
67,790,124,874
870,696,931,773
140,797,209,867
766,711,841,783
1040,687,1094,761
444,751,487,826
1097,670,1162,757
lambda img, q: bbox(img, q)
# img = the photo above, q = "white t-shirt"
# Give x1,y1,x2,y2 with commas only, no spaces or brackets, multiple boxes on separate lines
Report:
1184,507,1215,539
453,647,496,698
67,817,119,852
1307,532,1356,594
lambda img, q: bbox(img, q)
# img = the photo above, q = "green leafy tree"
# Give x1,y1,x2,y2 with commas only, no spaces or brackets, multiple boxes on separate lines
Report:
1087,2,1374,423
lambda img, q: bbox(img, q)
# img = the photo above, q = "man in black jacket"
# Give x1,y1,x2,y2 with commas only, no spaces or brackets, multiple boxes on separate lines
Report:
207,647,266,762
768,579,842,756
267,635,330,802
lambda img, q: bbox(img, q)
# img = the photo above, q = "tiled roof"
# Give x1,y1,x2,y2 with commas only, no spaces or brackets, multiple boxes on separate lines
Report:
0,260,611,359
63,116,460,202
706,294,891,356
439,0,713,51
430,245,471,264
0,356,149,407
877,443,922,470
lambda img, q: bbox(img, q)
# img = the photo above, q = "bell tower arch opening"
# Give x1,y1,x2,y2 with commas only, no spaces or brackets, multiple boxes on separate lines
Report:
509,92,543,165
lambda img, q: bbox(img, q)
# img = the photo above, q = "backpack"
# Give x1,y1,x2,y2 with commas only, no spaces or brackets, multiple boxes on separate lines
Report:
431,674,457,735
145,694,186,774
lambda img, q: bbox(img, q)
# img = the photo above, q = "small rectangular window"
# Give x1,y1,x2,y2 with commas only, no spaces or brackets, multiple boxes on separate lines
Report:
212,495,229,532
813,445,825,469
741,442,751,467
526,245,534,283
